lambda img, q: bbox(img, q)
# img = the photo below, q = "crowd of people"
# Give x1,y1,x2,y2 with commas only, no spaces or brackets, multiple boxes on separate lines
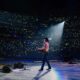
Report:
0,11,80,60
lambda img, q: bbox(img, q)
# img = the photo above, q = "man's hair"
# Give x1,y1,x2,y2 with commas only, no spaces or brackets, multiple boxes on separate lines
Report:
44,38,49,42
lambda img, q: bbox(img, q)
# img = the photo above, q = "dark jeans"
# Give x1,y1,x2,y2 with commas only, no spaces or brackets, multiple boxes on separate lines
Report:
40,53,51,70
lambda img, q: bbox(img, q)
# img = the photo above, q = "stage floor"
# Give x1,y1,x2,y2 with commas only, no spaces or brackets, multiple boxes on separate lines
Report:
0,62,80,80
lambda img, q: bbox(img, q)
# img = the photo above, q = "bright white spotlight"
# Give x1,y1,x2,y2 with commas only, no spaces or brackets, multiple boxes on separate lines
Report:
49,37,52,40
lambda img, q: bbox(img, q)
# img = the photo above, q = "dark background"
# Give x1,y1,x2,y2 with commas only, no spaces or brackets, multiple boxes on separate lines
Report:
0,0,80,16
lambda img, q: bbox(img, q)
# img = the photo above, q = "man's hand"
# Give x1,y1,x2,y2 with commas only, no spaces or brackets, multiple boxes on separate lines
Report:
37,47,45,51
37,48,41,50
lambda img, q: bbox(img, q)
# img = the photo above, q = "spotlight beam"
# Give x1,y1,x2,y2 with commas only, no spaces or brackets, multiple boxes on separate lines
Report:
47,21,65,48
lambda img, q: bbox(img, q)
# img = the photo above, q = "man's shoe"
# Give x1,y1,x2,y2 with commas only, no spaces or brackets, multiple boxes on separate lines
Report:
46,68,51,70
39,69,43,71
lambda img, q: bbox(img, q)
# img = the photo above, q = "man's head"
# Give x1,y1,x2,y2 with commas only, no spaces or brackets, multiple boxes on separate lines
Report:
44,38,49,42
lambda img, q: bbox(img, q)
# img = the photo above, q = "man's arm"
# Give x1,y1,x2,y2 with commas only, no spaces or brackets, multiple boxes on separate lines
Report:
37,47,45,51
37,42,47,51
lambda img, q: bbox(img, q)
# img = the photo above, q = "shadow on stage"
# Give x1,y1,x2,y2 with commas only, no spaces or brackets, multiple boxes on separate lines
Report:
33,70,50,80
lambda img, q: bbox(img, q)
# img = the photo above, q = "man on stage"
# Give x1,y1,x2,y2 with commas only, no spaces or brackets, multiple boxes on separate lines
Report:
37,38,51,71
